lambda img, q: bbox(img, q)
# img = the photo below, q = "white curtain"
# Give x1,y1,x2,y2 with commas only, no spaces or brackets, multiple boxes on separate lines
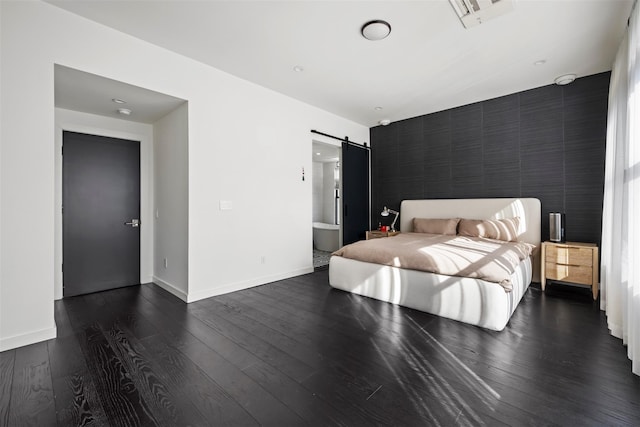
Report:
601,0,640,376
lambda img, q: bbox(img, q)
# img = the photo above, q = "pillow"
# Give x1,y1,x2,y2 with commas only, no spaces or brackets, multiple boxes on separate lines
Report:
458,217,520,242
413,218,460,235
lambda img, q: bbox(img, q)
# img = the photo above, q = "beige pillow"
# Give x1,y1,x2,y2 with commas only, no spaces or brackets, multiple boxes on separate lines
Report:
458,217,520,242
413,218,460,235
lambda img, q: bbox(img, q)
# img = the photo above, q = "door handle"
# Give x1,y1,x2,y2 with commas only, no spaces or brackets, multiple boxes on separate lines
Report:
124,219,140,227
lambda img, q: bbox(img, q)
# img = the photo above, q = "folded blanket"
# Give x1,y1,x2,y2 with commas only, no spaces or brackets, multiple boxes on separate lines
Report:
332,233,534,292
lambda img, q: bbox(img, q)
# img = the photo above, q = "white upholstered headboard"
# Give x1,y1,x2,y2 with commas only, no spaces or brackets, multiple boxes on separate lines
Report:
400,198,542,281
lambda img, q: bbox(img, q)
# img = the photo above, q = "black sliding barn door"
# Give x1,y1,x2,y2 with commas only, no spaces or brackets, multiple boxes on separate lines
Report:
63,131,141,297
341,142,370,245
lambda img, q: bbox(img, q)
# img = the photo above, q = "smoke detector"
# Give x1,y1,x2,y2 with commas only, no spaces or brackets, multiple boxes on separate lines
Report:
554,74,577,85
448,0,514,29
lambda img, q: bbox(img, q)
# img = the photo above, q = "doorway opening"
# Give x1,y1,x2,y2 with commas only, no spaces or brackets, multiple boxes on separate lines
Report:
54,64,188,300
312,141,341,269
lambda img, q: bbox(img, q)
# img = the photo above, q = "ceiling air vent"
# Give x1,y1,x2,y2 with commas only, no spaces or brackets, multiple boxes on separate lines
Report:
449,0,514,29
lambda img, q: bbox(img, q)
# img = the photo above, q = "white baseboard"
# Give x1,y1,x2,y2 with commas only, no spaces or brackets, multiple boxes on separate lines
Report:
186,267,314,303
151,276,188,302
0,326,57,352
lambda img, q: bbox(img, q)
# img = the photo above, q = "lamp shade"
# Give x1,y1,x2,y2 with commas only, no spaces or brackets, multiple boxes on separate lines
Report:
380,206,399,231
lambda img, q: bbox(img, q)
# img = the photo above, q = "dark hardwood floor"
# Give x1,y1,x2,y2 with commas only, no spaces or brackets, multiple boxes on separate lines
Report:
1,271,639,426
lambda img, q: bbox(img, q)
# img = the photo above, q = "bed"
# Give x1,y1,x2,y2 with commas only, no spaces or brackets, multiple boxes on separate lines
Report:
329,198,541,331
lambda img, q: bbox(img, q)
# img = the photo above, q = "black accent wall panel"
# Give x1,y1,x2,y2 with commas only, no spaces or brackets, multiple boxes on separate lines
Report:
370,72,610,249
451,103,483,198
563,73,610,245
519,84,565,243
482,94,521,197
371,123,399,222
397,117,424,202
423,111,452,199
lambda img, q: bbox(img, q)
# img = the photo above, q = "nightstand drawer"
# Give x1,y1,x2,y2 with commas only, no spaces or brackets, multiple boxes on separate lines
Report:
545,245,593,267
366,230,400,240
544,262,593,286
541,241,599,300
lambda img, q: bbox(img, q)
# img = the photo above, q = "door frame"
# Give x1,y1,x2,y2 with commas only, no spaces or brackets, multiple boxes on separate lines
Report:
54,112,153,300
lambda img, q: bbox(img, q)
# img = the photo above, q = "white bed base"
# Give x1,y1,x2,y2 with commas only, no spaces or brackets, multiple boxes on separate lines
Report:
329,198,541,331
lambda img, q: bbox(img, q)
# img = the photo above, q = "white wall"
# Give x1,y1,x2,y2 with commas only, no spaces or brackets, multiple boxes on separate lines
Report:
54,108,155,300
153,103,189,300
0,1,368,349
312,162,323,222
322,162,338,224
0,0,5,348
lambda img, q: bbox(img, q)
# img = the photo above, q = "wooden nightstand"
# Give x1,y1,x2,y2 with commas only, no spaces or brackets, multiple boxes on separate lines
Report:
541,241,599,300
366,230,400,240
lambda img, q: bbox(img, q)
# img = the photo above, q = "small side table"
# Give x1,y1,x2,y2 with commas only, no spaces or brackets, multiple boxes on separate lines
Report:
541,241,599,300
366,230,400,240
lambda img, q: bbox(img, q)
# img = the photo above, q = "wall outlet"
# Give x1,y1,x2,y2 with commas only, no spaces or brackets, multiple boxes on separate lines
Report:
164,258,168,269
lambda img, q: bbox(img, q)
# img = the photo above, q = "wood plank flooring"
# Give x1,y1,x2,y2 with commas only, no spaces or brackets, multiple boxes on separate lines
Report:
1,270,639,426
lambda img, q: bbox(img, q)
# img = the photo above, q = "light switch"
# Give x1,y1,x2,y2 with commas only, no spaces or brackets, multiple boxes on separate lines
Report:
219,200,233,210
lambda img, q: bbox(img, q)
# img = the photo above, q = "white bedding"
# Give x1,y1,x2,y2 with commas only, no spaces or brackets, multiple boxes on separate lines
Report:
329,255,532,331
328,197,541,331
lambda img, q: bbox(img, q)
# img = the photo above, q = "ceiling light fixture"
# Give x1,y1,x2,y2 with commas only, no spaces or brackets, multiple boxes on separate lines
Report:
554,74,577,85
117,108,132,116
448,0,514,29
293,65,304,72
361,20,391,41
378,119,391,126
112,98,127,104
374,106,383,111
534,60,546,66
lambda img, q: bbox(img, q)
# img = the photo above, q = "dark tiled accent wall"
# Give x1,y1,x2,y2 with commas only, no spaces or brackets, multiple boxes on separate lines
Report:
371,72,610,247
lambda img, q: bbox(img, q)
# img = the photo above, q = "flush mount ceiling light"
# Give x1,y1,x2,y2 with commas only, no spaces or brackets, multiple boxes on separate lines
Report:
293,65,304,72
112,98,127,104
554,74,577,85
534,60,547,66
378,119,391,126
117,108,132,116
374,106,383,111
361,20,391,41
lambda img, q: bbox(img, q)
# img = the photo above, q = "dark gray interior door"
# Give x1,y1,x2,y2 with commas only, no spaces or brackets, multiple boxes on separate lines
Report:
341,141,370,245
63,131,141,297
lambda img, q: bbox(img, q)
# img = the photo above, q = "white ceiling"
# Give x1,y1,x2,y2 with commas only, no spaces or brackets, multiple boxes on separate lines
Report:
48,0,632,127
55,65,186,124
